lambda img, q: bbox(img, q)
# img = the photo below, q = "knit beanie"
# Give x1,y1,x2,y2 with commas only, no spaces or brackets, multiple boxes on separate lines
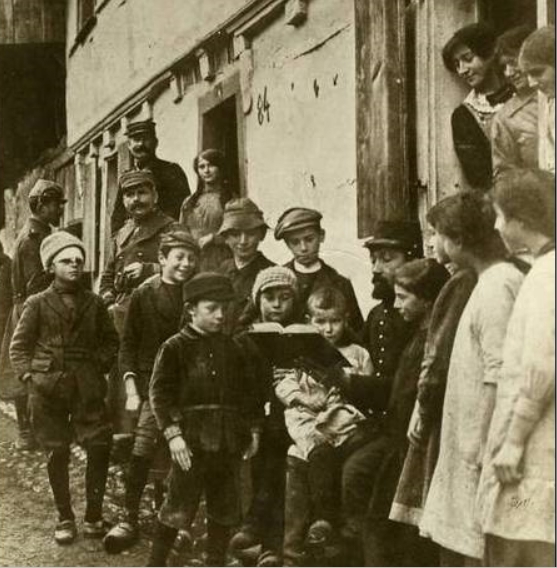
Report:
40,231,86,269
519,26,555,68
252,266,298,304
394,258,450,302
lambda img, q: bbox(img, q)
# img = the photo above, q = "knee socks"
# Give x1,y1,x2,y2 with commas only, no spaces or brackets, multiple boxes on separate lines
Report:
84,444,111,523
47,447,73,522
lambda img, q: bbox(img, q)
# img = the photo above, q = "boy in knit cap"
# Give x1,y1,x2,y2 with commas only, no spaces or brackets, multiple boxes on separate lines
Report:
147,272,261,567
219,197,275,334
103,229,199,554
9,232,119,545
231,266,300,567
274,207,363,335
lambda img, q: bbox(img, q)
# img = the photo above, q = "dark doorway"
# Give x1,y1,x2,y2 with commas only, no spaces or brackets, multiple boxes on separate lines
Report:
479,0,537,33
202,95,241,195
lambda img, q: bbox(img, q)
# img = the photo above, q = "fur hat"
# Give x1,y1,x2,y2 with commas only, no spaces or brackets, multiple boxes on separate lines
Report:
252,266,298,304
40,231,86,269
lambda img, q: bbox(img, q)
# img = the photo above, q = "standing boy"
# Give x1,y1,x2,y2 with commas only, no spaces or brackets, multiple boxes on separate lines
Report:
103,229,199,553
274,207,363,334
0,179,66,450
219,197,274,334
148,273,261,567
9,231,119,544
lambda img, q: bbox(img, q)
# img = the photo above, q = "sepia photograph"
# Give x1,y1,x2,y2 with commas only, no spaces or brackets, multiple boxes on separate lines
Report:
0,0,555,566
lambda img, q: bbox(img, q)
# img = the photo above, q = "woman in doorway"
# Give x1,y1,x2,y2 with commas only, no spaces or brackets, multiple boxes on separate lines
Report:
443,23,513,191
179,149,235,271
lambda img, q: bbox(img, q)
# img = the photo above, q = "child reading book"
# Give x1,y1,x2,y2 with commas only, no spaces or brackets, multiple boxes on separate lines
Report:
274,286,372,549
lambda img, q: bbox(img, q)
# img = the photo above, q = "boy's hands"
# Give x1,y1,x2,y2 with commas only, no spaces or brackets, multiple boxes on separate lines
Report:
169,435,193,471
243,431,261,460
493,441,524,484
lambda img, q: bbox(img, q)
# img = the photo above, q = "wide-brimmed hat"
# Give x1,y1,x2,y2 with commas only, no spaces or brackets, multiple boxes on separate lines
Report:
219,198,268,235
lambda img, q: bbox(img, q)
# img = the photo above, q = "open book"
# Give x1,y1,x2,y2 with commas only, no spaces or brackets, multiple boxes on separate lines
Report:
248,322,350,369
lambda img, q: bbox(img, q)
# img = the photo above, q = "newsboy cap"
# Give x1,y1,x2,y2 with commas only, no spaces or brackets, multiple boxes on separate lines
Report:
28,179,66,203
125,119,157,137
363,220,423,258
159,229,200,254
274,207,323,240
40,231,86,269
119,170,157,192
219,198,268,235
184,272,235,303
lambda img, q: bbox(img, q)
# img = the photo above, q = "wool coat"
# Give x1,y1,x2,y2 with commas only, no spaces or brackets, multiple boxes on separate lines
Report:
285,260,363,335
220,252,275,335
9,283,118,406
0,217,52,399
119,275,186,398
390,269,477,527
149,324,262,454
110,157,190,233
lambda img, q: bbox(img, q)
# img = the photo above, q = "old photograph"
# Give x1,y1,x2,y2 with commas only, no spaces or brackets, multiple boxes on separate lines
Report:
0,0,555,566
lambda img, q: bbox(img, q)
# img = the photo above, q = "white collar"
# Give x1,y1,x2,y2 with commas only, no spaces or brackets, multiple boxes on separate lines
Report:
293,259,322,274
190,323,209,336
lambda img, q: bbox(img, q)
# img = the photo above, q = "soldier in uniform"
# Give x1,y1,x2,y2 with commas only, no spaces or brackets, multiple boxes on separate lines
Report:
0,179,66,450
100,170,177,433
110,119,190,233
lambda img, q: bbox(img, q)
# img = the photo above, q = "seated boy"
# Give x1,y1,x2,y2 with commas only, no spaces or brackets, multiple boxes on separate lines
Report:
9,231,119,544
275,287,372,549
147,273,261,567
274,208,363,334
219,197,275,334
103,229,199,553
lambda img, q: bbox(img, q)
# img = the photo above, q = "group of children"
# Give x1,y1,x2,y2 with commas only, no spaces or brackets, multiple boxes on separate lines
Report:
0,20,554,568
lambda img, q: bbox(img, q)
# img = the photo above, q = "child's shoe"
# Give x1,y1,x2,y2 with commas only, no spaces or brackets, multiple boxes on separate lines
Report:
54,519,77,545
230,525,260,551
103,521,139,553
83,519,112,539
306,519,333,547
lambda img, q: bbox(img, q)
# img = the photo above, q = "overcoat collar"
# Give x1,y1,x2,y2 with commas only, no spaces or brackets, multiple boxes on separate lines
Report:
43,283,94,326
116,209,174,250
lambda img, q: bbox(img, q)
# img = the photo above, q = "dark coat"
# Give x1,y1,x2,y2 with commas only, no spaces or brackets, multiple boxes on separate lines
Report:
119,275,186,397
150,324,262,453
0,217,52,399
366,315,430,521
99,209,176,308
220,252,275,335
391,269,476,524
110,158,190,233
285,260,364,335
9,284,119,406
0,251,12,343
350,302,413,412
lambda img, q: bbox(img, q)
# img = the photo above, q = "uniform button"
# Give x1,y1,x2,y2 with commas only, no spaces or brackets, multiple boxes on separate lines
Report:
379,334,384,339
211,371,216,376
209,353,213,358
379,359,384,364
379,321,385,326
137,252,143,257
380,347,385,352
375,372,381,377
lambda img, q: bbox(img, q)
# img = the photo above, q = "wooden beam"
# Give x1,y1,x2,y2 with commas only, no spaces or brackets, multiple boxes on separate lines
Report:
354,0,409,237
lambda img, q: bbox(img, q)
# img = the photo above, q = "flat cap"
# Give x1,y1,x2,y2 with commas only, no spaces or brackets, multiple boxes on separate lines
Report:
274,207,323,240
219,197,268,235
159,229,200,254
363,220,423,258
125,119,157,137
119,170,157,191
28,179,66,202
184,272,235,303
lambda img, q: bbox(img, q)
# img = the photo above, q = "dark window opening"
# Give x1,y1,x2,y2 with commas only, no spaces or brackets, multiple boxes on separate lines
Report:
77,0,95,31
479,0,537,33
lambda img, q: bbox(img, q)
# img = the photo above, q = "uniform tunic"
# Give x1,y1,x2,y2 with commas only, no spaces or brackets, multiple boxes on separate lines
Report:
9,283,119,448
420,262,524,559
285,260,363,335
110,157,190,233
220,252,274,335
0,217,52,399
480,250,555,544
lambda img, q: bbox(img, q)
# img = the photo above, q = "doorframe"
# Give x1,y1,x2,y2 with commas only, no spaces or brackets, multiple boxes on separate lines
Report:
197,72,246,195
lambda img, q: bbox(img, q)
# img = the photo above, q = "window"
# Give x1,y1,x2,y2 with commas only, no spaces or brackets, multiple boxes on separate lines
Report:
77,0,95,32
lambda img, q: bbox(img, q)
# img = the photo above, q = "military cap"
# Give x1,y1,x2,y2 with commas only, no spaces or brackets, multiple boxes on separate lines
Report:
119,170,157,192
184,272,235,303
363,220,424,258
159,228,200,254
274,207,323,240
125,119,157,137
219,197,268,235
28,179,66,203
